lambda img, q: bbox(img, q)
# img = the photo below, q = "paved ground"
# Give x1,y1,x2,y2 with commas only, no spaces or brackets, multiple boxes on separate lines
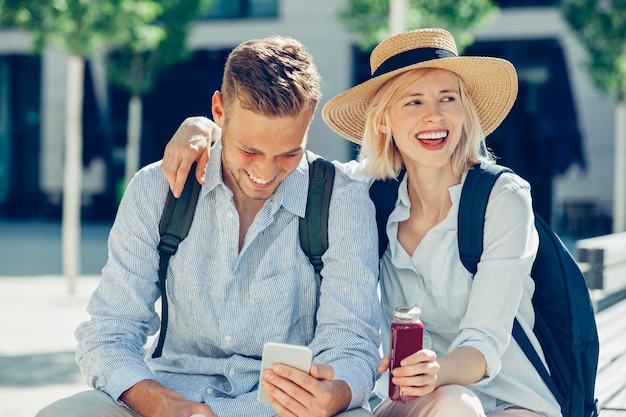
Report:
0,275,100,417
0,221,110,276
0,221,110,416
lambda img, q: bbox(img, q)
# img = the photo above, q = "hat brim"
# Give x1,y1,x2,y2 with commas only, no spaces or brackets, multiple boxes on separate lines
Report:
322,56,518,144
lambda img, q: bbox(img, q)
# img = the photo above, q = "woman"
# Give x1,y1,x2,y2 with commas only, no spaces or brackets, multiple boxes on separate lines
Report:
161,28,561,417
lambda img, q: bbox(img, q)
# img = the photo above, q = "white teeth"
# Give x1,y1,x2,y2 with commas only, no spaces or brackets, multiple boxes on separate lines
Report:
417,131,447,140
249,173,270,185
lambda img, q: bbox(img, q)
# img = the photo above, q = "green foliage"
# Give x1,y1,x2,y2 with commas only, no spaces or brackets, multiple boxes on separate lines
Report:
0,0,156,54
561,0,626,100
337,0,389,50
106,0,212,95
338,0,497,51
0,0,211,94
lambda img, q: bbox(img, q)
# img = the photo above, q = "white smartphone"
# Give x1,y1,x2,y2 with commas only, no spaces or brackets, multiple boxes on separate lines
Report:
257,342,313,404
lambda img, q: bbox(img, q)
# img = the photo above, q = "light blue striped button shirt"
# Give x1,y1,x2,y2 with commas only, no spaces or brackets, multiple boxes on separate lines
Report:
75,142,382,416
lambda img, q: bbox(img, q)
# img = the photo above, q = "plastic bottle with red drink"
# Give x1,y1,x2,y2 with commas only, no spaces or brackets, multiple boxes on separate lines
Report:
389,306,424,402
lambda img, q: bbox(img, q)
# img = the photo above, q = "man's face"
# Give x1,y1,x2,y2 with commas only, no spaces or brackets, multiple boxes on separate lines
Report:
212,92,312,202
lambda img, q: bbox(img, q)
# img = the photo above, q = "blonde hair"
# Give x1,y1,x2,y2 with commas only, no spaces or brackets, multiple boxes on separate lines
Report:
359,68,495,180
221,36,321,119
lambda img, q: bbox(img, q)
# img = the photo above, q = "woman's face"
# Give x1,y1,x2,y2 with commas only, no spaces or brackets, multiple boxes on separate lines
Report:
384,68,464,170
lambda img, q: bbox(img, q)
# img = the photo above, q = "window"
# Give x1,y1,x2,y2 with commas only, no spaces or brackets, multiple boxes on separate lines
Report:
204,0,278,19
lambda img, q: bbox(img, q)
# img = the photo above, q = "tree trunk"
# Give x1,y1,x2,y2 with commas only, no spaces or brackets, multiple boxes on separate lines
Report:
124,94,142,187
389,0,408,35
62,53,84,293
613,99,626,232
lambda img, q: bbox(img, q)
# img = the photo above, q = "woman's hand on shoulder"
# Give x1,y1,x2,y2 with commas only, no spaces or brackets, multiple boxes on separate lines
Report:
162,116,221,197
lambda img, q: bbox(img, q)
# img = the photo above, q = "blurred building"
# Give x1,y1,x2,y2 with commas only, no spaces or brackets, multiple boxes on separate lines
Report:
0,0,616,236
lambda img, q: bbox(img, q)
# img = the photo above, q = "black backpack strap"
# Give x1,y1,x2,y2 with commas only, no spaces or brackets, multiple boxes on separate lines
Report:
513,311,564,406
369,170,405,259
457,162,511,274
152,162,201,358
457,163,564,406
299,151,335,274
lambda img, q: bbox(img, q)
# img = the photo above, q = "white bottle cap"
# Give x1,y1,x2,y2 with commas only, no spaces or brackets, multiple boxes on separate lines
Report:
393,306,421,319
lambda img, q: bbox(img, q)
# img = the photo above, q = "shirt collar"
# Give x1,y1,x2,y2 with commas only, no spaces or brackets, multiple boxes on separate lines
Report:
280,155,308,218
396,172,464,211
202,140,225,197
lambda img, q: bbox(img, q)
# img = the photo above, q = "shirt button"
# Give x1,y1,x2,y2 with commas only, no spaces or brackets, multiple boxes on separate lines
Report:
224,335,231,343
227,212,234,219
229,368,235,376
423,334,432,348
207,387,214,394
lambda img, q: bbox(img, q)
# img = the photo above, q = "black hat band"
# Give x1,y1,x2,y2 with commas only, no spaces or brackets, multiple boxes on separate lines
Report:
372,47,457,78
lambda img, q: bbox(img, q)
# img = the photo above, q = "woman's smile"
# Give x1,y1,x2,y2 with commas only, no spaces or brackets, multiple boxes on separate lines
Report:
416,130,449,148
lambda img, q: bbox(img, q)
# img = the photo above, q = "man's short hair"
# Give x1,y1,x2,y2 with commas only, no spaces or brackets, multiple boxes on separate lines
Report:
221,35,322,118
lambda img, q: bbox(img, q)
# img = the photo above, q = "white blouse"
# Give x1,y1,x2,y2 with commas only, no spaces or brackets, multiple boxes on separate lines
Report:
336,160,561,417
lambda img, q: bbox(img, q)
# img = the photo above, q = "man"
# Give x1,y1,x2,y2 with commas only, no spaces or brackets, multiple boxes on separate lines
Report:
36,36,380,417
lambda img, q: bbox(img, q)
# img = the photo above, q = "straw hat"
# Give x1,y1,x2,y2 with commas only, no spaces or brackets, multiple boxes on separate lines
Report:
322,28,518,144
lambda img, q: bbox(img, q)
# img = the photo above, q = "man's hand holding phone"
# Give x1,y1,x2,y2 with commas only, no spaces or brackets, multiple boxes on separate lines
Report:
258,343,352,416
258,343,313,404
